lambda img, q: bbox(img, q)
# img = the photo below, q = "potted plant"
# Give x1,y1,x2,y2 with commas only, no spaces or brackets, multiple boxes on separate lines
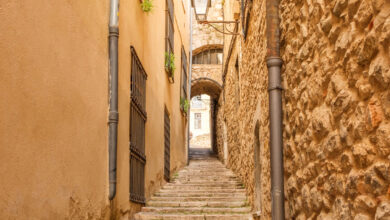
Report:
180,97,190,116
140,0,153,13
165,52,175,83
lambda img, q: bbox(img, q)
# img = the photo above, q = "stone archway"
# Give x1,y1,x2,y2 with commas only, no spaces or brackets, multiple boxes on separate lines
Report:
190,77,222,155
191,77,222,99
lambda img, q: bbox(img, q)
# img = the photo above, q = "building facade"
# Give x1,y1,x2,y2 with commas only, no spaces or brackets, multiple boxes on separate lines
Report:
217,0,390,219
0,0,190,219
190,95,211,148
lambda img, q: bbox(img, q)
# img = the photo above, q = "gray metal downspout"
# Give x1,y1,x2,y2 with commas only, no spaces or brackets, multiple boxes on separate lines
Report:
108,0,119,200
187,1,193,165
266,0,285,219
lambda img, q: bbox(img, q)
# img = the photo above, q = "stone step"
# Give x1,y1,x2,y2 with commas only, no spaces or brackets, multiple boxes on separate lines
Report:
150,196,246,202
171,180,240,184
141,206,251,214
158,189,246,194
154,192,247,197
134,151,252,220
162,187,244,191
134,213,254,220
146,201,247,208
171,179,239,184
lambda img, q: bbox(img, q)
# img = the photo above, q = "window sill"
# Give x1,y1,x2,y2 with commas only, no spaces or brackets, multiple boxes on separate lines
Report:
165,68,175,84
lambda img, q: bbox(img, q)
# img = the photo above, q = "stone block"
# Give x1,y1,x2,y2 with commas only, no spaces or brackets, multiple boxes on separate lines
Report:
374,161,390,181
376,123,390,157
333,0,348,17
333,197,352,220
354,213,373,220
348,0,360,19
369,56,390,88
366,97,384,130
375,201,390,220
354,0,374,28
311,106,332,139
321,15,333,34
329,25,342,44
354,195,377,212
331,89,353,118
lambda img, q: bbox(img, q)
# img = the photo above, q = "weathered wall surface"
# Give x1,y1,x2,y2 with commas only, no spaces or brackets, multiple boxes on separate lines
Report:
0,0,110,219
281,0,390,219
192,64,223,85
219,0,390,219
192,0,224,50
216,0,272,219
116,0,189,218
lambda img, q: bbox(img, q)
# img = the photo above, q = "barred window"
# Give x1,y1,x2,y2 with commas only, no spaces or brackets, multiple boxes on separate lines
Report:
166,0,174,56
181,47,188,100
130,46,147,204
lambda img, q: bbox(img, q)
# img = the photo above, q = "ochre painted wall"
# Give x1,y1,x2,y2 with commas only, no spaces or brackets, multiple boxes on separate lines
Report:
0,0,110,219
114,0,189,218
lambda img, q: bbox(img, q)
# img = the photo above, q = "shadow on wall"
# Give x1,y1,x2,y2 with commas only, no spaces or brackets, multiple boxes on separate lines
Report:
254,120,261,216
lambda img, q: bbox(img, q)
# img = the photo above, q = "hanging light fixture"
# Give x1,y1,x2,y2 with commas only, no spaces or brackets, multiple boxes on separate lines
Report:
191,0,240,35
192,0,210,21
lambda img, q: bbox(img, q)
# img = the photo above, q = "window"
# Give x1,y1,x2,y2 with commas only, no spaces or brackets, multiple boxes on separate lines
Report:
194,113,202,129
166,0,174,58
181,47,188,101
192,48,223,64
130,47,147,204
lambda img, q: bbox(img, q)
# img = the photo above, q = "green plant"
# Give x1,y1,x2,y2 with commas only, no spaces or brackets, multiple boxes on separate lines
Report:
140,0,153,12
180,97,190,113
165,52,175,77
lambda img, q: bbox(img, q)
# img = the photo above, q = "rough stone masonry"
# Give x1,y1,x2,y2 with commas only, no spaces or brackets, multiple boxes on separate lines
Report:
217,0,390,219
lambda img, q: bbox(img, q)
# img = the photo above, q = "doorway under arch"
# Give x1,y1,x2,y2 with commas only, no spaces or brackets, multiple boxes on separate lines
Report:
189,77,222,157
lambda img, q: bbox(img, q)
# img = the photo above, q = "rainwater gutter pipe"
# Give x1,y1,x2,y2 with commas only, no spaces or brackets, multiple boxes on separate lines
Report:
187,0,193,165
108,0,119,200
266,0,285,219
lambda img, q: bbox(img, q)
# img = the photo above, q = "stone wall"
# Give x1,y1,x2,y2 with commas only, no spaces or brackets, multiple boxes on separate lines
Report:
192,0,224,50
216,0,272,219
192,64,223,85
281,0,390,219
218,0,390,219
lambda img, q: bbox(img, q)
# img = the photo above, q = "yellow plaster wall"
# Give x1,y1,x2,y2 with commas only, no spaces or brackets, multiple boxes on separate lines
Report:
0,0,110,219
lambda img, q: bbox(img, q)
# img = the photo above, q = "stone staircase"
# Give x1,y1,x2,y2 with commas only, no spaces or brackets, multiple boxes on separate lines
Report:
134,149,253,220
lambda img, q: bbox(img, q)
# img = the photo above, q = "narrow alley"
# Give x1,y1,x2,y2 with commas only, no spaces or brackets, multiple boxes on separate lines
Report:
1,0,390,219
135,148,252,219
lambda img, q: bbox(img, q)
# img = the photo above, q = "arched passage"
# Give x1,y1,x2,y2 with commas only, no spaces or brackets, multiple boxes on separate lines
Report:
189,78,222,155
191,77,222,99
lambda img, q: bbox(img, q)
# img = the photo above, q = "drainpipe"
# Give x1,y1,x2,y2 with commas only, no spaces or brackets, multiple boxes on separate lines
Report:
187,0,193,165
108,0,119,200
266,0,285,219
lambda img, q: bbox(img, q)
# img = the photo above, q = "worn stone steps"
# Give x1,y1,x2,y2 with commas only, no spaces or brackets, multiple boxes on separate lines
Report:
150,196,246,202
158,189,246,194
146,201,247,208
162,185,244,190
141,206,251,214
154,192,247,197
134,151,253,220
134,213,253,220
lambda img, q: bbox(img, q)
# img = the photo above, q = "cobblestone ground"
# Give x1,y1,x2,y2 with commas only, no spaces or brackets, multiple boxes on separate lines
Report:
134,149,253,220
